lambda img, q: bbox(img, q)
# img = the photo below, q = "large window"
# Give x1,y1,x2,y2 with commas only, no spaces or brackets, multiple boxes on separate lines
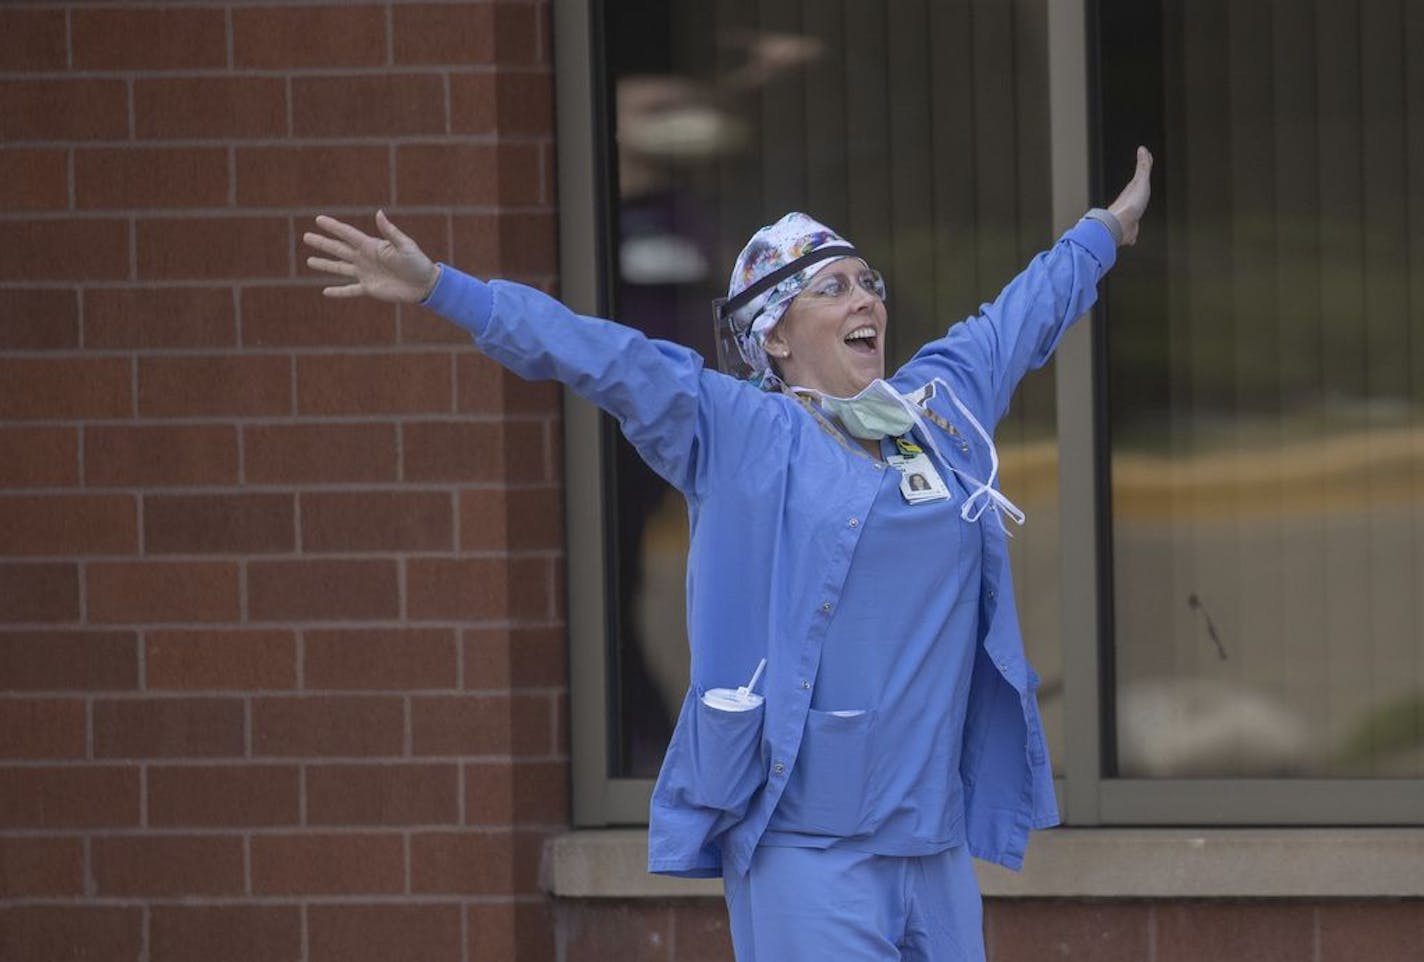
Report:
559,0,1424,825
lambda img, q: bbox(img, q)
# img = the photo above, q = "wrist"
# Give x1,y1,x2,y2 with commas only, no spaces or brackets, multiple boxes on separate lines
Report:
418,263,442,303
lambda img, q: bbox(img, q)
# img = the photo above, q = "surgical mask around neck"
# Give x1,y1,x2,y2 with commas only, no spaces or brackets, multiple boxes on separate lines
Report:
795,378,918,440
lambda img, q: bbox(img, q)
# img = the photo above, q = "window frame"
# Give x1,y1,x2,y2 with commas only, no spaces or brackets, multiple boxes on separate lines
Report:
555,0,1424,830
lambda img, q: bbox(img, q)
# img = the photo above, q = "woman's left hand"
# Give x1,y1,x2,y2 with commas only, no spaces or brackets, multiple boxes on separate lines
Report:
1108,146,1153,246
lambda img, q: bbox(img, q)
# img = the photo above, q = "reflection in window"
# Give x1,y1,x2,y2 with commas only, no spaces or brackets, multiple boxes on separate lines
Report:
603,0,1060,777
1104,0,1424,778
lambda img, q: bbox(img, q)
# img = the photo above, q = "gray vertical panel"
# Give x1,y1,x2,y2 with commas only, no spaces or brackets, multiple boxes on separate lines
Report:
886,0,937,355
1315,0,1374,772
758,0,807,213
802,0,850,230
842,0,893,279
929,0,980,322
1408,0,1424,779
1271,0,1331,769
1226,0,1281,724
1359,0,1416,776
969,0,1021,296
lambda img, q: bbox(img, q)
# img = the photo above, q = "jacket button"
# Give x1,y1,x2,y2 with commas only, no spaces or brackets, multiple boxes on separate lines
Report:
773,762,786,775
988,589,997,599
821,602,832,612
801,680,811,690
848,518,859,528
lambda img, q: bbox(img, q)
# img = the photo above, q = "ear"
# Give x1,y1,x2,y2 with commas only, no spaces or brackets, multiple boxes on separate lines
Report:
763,328,790,359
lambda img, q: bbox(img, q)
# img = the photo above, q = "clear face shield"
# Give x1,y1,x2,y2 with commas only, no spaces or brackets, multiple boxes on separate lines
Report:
711,244,862,381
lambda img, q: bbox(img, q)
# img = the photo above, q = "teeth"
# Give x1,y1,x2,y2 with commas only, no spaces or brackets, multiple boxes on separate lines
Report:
845,326,876,341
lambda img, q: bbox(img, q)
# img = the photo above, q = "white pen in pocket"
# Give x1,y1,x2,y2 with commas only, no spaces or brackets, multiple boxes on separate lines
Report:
701,658,767,712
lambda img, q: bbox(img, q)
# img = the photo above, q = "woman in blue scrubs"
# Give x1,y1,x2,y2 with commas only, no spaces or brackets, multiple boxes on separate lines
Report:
305,147,1153,961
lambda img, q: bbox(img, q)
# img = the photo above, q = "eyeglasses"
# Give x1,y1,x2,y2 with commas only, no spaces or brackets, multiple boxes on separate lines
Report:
800,267,886,302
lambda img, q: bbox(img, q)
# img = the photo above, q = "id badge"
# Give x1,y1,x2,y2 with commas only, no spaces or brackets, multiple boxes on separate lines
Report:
887,451,952,504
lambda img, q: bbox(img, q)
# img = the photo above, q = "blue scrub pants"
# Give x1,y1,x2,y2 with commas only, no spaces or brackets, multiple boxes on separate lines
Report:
723,844,985,961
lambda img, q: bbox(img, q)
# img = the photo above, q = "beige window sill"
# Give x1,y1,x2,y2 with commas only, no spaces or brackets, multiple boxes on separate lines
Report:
545,827,1424,899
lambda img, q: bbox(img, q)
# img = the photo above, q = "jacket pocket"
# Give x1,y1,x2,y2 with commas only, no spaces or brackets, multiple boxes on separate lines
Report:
774,708,876,836
687,692,766,817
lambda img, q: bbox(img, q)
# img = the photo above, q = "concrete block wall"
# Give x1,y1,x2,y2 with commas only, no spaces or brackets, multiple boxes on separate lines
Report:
0,3,564,960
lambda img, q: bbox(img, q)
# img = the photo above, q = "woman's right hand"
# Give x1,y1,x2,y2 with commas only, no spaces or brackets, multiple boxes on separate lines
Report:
303,211,441,304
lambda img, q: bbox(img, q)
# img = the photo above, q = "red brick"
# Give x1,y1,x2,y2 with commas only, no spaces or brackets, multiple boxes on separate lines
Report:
0,80,129,141
151,905,302,962
468,901,555,962
0,565,80,623
148,765,300,828
146,628,296,690
398,303,472,345
393,5,495,64
92,835,244,896
395,144,540,206
76,148,229,210
234,5,387,68
1154,903,1315,962
138,354,292,417
138,217,291,280
409,830,511,894
86,425,239,487
0,629,136,689
145,494,294,555
0,357,130,419
237,145,391,208
561,903,671,962
136,77,288,140
460,486,562,551
0,148,67,211
453,212,557,278
465,760,567,825
300,491,452,554
242,284,398,347
0,494,136,556
1,219,129,281
307,763,459,825
0,428,78,488
0,837,84,898
492,3,542,65
446,73,497,135
244,423,398,484
85,288,236,349
297,354,451,415
494,72,554,135
305,628,457,690
248,559,399,622
252,833,405,894
94,697,246,759
72,8,227,70
404,421,517,482
378,212,454,264
0,290,79,351
408,556,551,622
0,907,141,962
463,626,566,690
0,10,67,72
253,696,405,757
0,698,84,759
1318,901,1424,962
411,693,553,756
309,903,463,962
456,353,560,414
0,766,140,828
293,74,447,137
87,562,240,624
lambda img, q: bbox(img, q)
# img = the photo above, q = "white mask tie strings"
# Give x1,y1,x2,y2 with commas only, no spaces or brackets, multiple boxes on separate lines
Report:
927,379,1026,533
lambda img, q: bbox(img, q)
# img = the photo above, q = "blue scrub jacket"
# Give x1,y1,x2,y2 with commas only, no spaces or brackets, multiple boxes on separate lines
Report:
425,219,1118,879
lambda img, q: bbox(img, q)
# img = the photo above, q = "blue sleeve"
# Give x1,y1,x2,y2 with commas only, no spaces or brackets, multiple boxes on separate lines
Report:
422,265,787,496
893,219,1117,426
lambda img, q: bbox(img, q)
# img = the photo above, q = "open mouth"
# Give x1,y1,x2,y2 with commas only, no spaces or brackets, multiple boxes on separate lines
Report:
844,325,878,355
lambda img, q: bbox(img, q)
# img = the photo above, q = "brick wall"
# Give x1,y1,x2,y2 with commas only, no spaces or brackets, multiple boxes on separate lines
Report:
0,3,564,960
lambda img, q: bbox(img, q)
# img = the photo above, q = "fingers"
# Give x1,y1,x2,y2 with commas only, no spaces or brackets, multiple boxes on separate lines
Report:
302,231,356,260
306,256,357,277
374,209,416,250
321,283,368,298
313,214,373,249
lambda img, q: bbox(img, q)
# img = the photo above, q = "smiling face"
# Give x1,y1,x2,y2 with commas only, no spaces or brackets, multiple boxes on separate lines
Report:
762,257,887,397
